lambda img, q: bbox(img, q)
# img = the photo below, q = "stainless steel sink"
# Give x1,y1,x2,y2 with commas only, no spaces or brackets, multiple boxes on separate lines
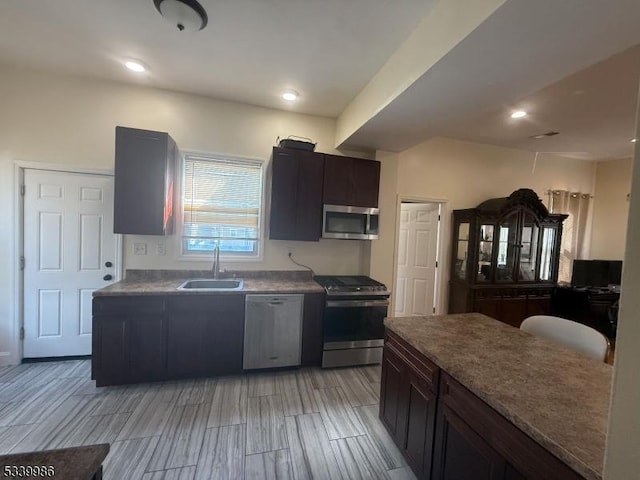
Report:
177,279,244,291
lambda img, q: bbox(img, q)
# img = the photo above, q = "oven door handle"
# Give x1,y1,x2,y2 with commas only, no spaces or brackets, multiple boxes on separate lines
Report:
326,300,390,308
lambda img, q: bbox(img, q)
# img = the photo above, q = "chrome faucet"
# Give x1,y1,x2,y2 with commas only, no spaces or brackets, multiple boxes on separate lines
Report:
211,244,220,279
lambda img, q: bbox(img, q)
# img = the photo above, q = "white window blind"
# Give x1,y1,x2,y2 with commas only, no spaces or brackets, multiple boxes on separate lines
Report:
182,153,263,256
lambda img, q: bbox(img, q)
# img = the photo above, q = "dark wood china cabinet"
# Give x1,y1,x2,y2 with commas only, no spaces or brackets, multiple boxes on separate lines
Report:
448,189,567,328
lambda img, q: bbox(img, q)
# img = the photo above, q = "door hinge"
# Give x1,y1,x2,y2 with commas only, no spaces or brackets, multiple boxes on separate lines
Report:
438,214,441,221
435,261,438,268
19,327,24,340
20,185,25,196
433,307,436,314
19,256,25,271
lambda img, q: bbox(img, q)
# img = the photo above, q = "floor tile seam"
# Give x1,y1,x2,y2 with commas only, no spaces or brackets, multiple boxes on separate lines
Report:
0,419,38,428
81,411,132,441
331,433,392,479
353,406,409,471
244,447,290,458
143,455,200,474
245,443,290,457
154,404,210,447
104,434,163,475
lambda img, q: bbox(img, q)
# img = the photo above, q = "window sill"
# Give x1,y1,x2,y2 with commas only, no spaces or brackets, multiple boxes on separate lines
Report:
178,253,264,263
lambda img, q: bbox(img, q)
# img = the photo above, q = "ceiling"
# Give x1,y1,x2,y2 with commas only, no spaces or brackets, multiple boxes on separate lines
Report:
343,0,640,159
1,0,639,160
0,0,434,117
438,45,640,160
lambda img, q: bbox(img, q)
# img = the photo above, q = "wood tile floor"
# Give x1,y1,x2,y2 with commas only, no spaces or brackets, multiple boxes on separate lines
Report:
0,360,417,480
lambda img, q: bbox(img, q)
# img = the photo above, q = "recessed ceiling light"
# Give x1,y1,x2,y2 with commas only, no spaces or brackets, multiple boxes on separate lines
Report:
510,110,528,119
125,60,146,73
631,138,637,143
282,90,299,101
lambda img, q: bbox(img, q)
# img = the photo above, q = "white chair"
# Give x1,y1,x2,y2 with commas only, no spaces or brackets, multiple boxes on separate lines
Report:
520,315,610,362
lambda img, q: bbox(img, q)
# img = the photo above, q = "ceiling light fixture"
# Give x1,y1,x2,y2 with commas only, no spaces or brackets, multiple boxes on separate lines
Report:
632,138,637,143
529,131,560,139
282,90,299,101
510,110,528,119
125,60,147,73
153,0,208,32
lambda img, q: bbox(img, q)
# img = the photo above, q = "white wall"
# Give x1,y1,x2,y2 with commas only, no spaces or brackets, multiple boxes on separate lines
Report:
0,65,370,365
590,158,632,260
604,96,640,479
371,151,400,286
371,137,597,311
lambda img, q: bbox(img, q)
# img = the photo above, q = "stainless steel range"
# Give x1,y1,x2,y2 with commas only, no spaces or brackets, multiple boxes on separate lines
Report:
314,275,390,368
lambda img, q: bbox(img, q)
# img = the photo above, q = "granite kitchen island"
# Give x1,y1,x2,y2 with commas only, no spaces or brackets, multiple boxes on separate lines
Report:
381,313,611,480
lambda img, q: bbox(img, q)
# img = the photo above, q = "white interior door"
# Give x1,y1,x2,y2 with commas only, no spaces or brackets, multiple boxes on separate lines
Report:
23,169,118,358
395,202,440,316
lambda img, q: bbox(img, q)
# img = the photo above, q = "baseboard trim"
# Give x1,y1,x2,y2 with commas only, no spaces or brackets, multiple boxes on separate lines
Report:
22,355,91,364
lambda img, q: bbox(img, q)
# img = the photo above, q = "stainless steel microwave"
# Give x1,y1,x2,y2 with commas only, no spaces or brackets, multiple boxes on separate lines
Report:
322,205,379,240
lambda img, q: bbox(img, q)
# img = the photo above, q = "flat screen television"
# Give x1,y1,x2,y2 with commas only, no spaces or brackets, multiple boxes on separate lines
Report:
571,260,623,287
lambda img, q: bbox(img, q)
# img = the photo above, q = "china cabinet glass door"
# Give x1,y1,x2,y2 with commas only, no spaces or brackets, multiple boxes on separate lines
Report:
496,213,518,282
539,227,556,281
517,212,539,282
477,224,494,283
455,223,470,280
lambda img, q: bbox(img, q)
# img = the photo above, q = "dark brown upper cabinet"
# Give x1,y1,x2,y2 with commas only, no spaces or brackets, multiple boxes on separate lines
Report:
114,126,178,235
323,154,381,208
269,147,324,241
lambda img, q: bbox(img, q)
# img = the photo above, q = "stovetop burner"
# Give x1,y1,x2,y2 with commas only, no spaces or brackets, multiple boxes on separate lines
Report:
314,275,390,297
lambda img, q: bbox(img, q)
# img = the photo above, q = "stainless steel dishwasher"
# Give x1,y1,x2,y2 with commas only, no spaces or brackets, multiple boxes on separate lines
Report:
243,294,304,370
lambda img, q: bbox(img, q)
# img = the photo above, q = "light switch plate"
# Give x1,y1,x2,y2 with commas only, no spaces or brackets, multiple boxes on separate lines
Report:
134,243,147,255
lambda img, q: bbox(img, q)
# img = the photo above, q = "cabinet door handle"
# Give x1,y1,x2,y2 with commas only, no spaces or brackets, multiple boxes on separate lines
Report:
103,274,113,281
105,261,113,268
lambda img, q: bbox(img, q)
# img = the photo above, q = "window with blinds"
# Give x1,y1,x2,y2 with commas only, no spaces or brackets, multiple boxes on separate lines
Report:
182,153,263,256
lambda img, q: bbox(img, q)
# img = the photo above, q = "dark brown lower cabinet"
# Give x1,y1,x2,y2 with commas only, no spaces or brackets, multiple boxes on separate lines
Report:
380,332,439,479
92,294,244,386
128,315,167,383
380,343,407,441
380,331,585,480
433,403,506,480
403,369,438,476
301,293,325,366
166,295,245,379
92,296,167,387
93,292,324,386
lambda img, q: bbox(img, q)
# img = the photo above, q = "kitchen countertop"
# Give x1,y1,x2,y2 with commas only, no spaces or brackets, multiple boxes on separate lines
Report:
385,313,611,480
0,443,109,480
93,269,325,296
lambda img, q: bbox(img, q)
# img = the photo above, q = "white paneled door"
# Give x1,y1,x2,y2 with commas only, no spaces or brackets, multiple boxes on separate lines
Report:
23,169,117,358
395,202,440,317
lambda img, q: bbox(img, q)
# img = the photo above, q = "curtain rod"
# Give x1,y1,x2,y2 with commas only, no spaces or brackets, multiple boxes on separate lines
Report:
545,189,594,199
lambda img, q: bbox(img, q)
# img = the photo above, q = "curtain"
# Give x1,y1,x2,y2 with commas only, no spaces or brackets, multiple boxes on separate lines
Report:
549,191,591,283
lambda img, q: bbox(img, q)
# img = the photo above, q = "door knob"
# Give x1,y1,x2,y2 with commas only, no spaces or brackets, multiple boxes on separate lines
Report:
103,274,113,281
105,261,113,268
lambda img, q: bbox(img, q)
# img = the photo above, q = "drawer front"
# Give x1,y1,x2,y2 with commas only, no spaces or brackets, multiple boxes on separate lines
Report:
385,330,439,392
167,294,245,313
93,296,166,315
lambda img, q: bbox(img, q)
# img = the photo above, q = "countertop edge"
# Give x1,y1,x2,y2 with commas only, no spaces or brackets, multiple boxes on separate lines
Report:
93,278,326,296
